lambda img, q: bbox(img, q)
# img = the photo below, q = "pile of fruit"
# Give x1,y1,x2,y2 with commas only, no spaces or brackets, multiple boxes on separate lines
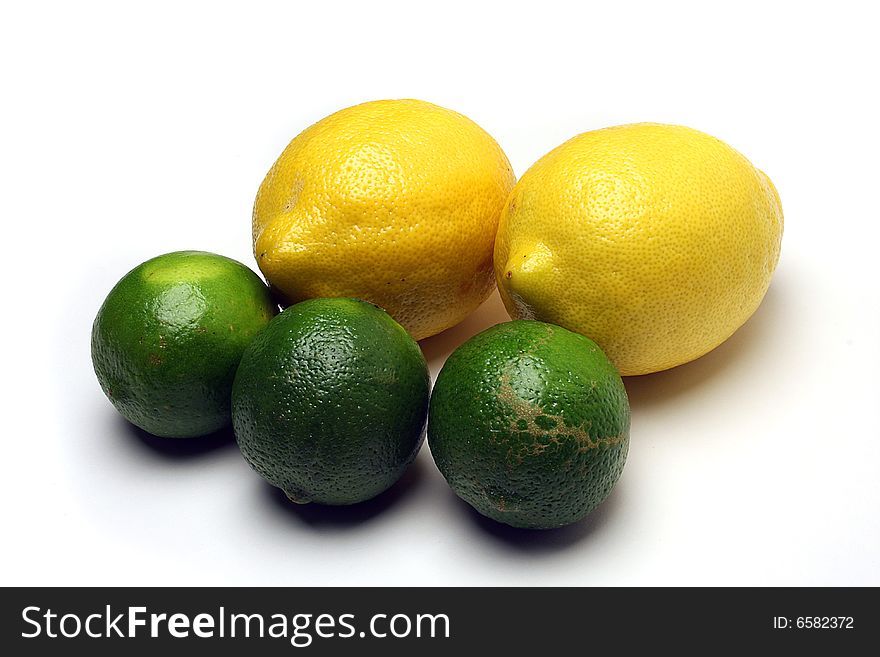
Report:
92,99,782,530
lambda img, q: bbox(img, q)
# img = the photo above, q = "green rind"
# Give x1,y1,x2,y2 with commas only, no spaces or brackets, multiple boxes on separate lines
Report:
231,298,430,505
428,320,630,529
91,251,277,437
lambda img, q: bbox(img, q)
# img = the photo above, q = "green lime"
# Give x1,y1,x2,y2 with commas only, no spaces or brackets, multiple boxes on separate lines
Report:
231,298,430,505
428,320,630,529
91,251,277,438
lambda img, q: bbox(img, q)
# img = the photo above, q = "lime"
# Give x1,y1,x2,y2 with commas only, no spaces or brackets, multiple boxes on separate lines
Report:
428,320,630,529
91,251,276,437
232,298,430,505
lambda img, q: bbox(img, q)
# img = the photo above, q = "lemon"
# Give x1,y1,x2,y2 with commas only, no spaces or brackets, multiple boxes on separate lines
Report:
253,99,515,340
495,123,783,376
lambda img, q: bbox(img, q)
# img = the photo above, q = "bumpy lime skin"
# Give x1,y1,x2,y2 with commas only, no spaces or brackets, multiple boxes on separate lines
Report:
231,298,430,506
91,251,277,438
428,320,630,529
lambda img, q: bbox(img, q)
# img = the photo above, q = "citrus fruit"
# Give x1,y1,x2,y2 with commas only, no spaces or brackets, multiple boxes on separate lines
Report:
91,251,277,438
428,320,630,529
495,123,783,376
253,99,515,340
231,297,430,505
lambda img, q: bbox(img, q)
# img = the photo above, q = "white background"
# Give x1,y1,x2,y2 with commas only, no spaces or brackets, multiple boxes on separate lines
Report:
2,1,878,586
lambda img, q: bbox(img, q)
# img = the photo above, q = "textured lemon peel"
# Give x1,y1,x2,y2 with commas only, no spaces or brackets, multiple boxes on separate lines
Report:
494,123,783,375
252,99,516,340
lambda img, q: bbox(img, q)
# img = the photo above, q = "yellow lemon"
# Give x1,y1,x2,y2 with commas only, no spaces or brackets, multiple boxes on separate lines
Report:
253,99,515,340
495,124,783,376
